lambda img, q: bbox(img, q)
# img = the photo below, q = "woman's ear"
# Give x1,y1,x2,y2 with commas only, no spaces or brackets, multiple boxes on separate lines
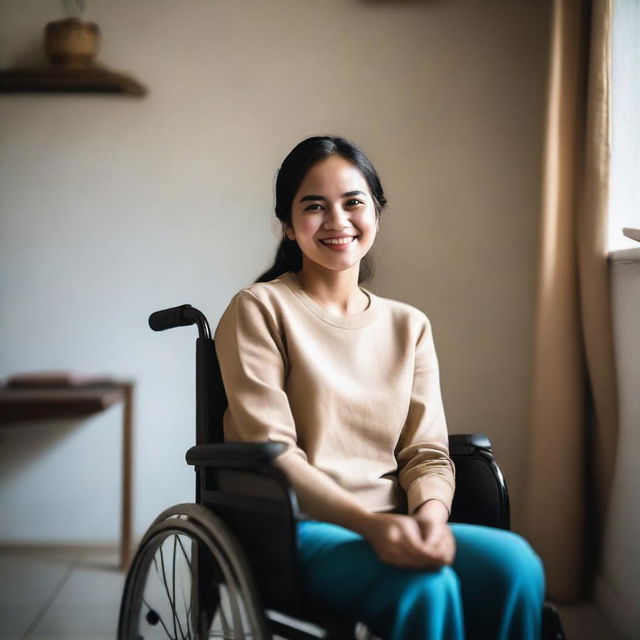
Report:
285,227,296,241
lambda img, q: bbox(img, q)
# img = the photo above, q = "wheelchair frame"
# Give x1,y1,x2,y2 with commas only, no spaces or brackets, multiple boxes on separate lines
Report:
117,304,564,640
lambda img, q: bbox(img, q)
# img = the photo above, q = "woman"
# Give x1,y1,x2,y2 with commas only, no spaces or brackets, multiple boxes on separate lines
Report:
215,136,545,640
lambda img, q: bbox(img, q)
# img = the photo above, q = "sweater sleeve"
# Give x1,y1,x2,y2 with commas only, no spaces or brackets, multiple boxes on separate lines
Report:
396,315,456,515
214,289,306,459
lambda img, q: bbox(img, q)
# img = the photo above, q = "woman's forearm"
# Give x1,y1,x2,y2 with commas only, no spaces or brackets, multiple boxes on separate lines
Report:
413,499,450,523
278,453,456,569
275,451,374,535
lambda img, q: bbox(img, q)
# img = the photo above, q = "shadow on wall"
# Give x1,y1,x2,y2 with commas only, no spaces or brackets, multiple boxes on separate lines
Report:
0,420,85,485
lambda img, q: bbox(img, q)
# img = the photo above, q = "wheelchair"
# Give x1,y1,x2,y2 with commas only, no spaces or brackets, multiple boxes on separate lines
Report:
118,304,565,640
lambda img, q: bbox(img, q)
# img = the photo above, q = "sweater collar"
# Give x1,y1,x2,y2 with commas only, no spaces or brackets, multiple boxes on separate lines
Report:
281,271,380,330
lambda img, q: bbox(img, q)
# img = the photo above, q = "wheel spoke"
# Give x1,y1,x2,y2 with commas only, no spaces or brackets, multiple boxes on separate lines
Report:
176,536,194,639
158,545,178,639
176,535,192,572
118,507,265,640
159,542,188,640
179,559,192,640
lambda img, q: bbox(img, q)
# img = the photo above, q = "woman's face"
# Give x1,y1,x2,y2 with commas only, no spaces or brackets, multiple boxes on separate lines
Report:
287,155,378,276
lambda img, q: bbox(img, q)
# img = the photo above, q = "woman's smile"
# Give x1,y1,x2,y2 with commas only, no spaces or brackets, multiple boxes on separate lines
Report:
319,235,358,249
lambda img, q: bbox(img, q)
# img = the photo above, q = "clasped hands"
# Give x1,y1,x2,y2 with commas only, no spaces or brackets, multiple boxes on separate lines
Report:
361,500,456,570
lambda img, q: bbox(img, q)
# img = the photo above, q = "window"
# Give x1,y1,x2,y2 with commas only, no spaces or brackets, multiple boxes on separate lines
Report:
608,0,640,251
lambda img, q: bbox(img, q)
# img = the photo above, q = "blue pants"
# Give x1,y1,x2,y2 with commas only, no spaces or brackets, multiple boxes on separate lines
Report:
297,521,545,640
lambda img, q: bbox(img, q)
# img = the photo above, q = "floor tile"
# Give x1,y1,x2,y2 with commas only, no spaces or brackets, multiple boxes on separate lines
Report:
29,601,121,636
0,551,77,637
0,551,75,605
30,558,125,637
47,562,125,605
0,603,42,637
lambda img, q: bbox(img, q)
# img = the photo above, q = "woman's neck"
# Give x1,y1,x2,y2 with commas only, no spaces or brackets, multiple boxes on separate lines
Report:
297,263,369,317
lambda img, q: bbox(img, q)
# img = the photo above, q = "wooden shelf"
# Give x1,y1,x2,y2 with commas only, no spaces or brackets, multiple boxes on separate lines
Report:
0,65,147,96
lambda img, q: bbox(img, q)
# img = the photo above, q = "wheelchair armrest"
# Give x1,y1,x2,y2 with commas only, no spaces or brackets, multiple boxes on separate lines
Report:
448,433,492,455
186,442,286,468
188,436,489,465
448,432,510,529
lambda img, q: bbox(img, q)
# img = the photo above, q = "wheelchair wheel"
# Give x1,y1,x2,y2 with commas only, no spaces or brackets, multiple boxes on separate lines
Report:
118,503,268,639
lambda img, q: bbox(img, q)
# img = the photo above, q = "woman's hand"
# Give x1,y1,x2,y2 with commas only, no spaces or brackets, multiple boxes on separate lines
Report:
412,517,456,567
275,452,456,570
412,499,456,567
358,510,455,569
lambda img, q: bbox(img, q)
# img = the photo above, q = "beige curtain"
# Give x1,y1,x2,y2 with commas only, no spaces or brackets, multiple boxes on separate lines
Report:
524,0,618,602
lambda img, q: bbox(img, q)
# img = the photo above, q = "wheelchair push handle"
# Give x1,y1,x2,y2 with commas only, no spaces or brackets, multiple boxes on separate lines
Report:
149,304,196,331
149,304,212,340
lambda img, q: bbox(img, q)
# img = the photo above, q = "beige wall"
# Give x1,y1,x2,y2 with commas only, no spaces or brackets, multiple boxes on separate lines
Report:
0,0,551,541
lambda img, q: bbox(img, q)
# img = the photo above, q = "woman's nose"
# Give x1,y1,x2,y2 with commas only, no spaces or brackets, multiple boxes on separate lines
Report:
324,205,348,230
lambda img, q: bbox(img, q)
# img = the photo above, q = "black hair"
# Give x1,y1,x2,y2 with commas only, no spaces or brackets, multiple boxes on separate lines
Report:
256,135,387,283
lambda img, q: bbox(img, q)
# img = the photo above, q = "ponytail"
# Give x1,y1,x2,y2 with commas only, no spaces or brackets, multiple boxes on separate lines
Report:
255,237,302,283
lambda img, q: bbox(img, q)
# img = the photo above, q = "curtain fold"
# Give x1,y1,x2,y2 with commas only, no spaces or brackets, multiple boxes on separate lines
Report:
524,0,618,602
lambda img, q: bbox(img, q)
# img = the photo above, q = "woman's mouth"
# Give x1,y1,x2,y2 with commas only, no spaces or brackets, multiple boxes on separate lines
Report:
320,236,357,248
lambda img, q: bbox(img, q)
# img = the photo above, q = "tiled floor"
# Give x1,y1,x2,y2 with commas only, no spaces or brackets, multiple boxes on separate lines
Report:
0,548,620,639
0,549,124,640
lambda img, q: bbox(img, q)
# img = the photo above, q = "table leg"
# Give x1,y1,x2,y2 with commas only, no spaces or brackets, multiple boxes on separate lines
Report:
120,383,134,570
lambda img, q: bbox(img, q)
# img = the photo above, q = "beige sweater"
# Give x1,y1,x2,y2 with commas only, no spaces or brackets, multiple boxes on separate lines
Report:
215,272,455,515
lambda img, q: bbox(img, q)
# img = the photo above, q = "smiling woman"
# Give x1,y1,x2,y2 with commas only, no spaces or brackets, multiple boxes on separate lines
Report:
214,135,545,640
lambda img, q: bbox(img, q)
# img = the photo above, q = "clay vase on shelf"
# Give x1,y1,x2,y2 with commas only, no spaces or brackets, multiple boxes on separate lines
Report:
44,17,100,68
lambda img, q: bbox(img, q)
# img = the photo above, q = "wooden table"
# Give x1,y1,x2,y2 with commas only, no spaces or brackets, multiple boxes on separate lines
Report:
0,383,134,569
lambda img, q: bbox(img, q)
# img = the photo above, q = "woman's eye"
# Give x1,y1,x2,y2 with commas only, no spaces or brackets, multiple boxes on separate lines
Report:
303,203,323,211
346,199,363,207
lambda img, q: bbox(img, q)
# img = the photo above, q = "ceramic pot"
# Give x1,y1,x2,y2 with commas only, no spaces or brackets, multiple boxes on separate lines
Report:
44,18,100,68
